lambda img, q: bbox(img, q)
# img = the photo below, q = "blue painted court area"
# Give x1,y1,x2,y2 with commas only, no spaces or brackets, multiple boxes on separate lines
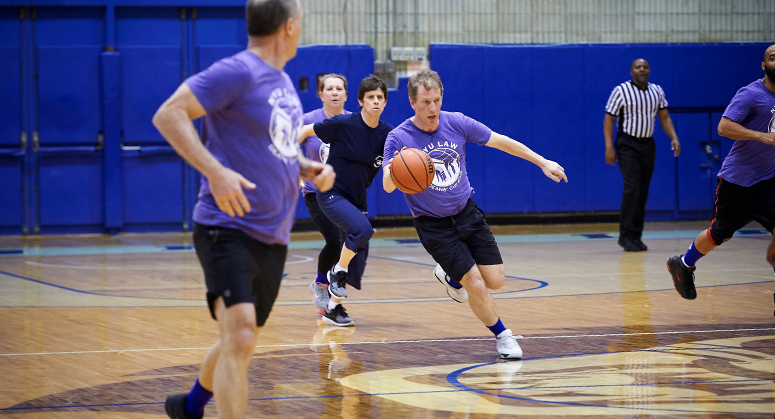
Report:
0,227,769,258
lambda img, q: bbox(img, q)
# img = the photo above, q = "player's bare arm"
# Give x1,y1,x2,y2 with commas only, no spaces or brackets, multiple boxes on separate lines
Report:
299,155,335,192
657,109,681,157
719,116,775,146
603,113,617,165
486,132,568,183
298,123,316,143
382,147,407,193
153,82,256,218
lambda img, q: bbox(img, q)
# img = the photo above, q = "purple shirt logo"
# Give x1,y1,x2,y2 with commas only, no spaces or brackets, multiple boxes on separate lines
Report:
269,87,303,161
426,143,463,191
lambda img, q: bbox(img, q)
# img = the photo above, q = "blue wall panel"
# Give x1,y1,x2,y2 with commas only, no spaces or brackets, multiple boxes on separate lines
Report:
120,46,182,144
36,46,102,145
669,44,766,107
529,45,583,212
194,6,246,45
479,46,534,213
285,45,375,114
115,7,182,46
122,151,183,225
0,156,24,233
0,8,22,148
35,8,102,146
117,7,185,145
674,113,716,212
38,154,103,228
34,7,102,45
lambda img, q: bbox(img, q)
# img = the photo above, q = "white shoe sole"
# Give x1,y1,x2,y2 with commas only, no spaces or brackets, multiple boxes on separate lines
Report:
433,265,468,303
322,315,355,327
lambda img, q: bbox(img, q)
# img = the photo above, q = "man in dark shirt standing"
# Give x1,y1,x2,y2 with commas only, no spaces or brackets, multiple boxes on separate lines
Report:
604,58,681,252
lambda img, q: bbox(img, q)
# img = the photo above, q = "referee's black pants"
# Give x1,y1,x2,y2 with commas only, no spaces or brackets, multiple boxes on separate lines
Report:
615,132,656,242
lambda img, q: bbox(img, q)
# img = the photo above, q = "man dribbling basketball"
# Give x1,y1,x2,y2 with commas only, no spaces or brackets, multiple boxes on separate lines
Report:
383,69,568,359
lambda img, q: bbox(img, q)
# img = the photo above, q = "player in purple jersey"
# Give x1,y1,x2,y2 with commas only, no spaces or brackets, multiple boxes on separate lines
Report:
299,75,393,327
667,44,775,301
153,1,334,418
382,69,567,359
299,74,352,315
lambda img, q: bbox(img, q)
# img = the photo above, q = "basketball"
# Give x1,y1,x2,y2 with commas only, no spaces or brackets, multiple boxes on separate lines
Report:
390,148,435,194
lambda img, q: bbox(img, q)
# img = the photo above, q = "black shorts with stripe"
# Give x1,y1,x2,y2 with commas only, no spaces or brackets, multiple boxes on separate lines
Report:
709,176,775,245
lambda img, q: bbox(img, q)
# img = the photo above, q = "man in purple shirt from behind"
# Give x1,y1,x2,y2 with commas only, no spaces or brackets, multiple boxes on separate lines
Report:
667,44,775,301
152,1,334,418
383,69,568,360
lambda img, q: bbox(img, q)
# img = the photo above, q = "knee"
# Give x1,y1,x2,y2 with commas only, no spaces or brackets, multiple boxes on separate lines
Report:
461,272,488,295
353,224,373,248
223,323,257,360
485,267,505,290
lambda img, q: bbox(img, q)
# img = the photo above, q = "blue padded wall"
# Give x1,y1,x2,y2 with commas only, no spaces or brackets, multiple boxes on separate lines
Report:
0,0,770,235
35,7,103,146
118,7,184,145
37,153,103,231
429,42,770,220
0,155,24,234
0,8,22,148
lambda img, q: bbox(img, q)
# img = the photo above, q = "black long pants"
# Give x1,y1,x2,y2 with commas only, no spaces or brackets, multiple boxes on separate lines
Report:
615,132,656,241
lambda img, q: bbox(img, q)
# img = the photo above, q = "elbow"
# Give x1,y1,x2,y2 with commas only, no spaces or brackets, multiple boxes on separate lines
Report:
717,119,731,137
151,106,166,130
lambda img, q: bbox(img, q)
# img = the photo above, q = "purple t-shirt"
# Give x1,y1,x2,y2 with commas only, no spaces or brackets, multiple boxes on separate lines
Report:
300,108,351,196
717,79,775,187
384,111,492,218
186,50,303,245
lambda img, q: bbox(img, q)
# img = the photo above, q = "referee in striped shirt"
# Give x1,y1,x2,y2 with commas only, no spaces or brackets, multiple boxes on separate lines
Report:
604,58,681,252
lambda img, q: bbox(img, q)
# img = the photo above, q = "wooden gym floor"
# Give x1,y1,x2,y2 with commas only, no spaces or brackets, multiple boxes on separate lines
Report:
0,220,773,418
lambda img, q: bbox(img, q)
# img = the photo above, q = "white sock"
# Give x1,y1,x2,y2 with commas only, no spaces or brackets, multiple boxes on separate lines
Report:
333,263,347,273
327,300,339,311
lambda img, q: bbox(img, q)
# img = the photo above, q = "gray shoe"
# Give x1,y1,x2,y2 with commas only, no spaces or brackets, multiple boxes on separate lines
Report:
322,304,354,327
327,269,348,298
310,281,330,313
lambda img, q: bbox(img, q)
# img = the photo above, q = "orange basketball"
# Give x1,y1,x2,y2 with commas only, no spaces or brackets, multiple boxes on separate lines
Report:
390,148,435,194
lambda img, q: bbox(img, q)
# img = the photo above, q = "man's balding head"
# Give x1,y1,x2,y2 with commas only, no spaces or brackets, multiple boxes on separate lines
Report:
246,0,300,37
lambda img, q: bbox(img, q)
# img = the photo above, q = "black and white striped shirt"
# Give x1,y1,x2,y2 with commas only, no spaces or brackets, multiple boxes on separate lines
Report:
605,81,668,138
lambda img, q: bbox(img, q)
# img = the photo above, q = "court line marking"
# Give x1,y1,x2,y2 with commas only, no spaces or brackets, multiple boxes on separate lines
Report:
4,377,775,413
1,228,769,258
2,267,773,307
0,327,770,357
446,359,774,416
2,348,773,413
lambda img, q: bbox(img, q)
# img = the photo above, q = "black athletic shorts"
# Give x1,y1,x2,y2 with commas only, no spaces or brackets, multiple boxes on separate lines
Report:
193,222,287,327
412,198,503,282
709,176,775,245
